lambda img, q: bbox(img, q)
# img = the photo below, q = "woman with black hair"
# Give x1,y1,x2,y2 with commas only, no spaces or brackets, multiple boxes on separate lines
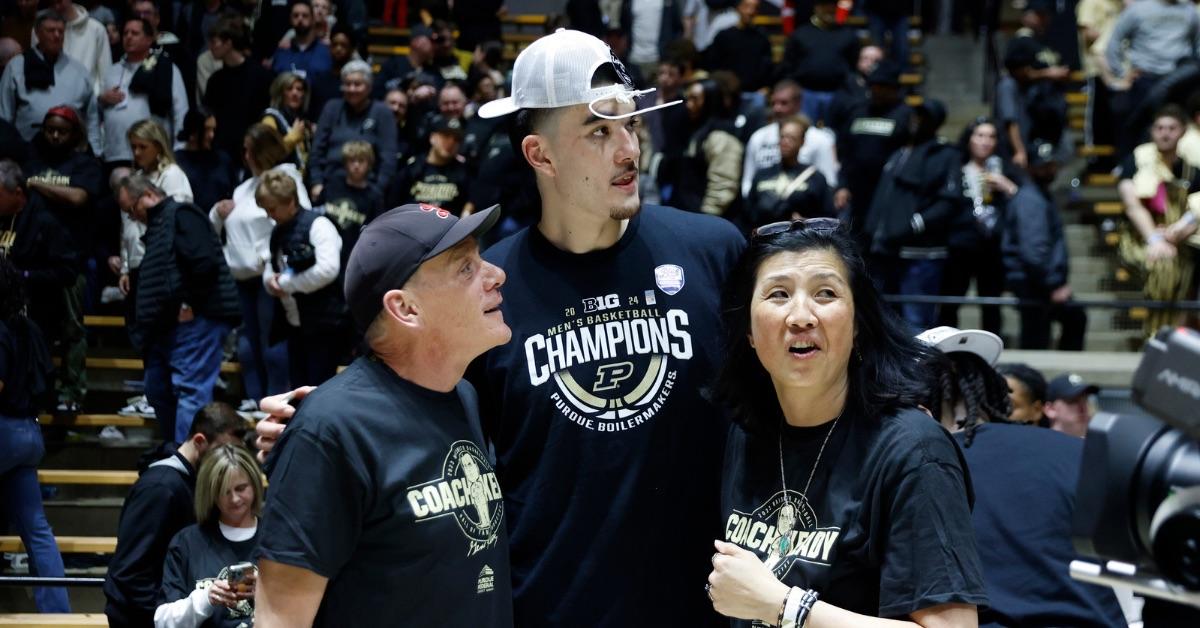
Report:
707,219,987,627
938,117,1021,336
0,256,70,612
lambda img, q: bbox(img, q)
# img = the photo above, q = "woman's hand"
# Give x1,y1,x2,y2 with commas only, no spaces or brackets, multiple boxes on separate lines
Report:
207,579,241,609
707,540,790,623
215,199,235,219
984,172,1018,198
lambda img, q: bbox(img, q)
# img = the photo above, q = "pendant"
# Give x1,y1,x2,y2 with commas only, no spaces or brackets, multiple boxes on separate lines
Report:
774,502,797,555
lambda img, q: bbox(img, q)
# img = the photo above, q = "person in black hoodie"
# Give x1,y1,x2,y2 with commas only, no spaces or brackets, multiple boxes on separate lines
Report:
1001,139,1086,350
116,172,241,443
103,402,247,628
834,61,913,240
864,98,962,331
705,0,774,94
203,18,274,166
22,105,101,413
0,159,78,322
671,76,744,220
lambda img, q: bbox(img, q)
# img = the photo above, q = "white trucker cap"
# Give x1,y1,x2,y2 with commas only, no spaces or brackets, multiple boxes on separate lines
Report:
916,326,1004,366
477,29,680,120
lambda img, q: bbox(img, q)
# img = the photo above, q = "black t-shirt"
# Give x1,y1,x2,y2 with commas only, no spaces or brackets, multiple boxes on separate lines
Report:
387,156,470,214
747,163,832,225
23,147,103,256
159,522,260,628
721,408,988,625
954,423,1126,628
318,178,385,268
473,206,745,627
255,357,514,627
204,62,274,162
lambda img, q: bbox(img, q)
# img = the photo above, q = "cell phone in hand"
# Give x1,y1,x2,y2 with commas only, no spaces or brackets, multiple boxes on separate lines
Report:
227,562,256,594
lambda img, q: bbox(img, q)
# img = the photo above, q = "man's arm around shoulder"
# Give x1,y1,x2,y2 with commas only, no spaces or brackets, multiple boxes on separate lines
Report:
255,559,329,628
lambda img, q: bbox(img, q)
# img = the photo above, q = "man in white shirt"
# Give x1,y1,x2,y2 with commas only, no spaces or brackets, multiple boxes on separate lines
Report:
98,17,187,165
36,0,111,92
741,78,839,198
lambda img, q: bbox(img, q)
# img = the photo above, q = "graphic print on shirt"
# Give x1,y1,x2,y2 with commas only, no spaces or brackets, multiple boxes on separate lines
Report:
726,490,842,579
193,565,255,622
523,269,695,433
406,440,505,557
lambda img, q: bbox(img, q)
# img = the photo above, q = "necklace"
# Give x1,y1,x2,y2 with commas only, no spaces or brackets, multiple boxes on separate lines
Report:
774,413,841,556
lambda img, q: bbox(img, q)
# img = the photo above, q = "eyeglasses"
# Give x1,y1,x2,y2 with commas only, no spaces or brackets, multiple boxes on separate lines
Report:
750,217,841,240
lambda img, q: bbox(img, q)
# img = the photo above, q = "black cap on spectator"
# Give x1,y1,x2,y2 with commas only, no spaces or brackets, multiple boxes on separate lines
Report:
411,24,434,40
866,61,902,87
1046,373,1099,401
343,204,500,331
916,98,947,130
1004,37,1040,71
430,115,465,139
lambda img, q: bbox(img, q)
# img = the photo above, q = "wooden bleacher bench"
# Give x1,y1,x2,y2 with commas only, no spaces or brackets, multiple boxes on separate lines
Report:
1066,92,1088,106
1069,117,1083,131
1087,173,1118,187
37,469,138,486
37,413,149,428
1078,144,1115,158
1094,201,1123,216
0,614,107,627
83,315,124,328
55,357,241,374
1070,70,1085,83
0,536,116,554
905,95,924,106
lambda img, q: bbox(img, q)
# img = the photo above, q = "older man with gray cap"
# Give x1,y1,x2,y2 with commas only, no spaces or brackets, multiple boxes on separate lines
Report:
253,203,514,627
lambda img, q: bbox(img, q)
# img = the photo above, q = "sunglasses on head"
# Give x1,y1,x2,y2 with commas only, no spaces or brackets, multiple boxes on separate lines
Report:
750,217,841,240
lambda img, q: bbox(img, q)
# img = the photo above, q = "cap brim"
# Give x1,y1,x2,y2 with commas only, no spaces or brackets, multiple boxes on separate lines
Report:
423,205,501,261
919,327,1004,366
477,98,519,119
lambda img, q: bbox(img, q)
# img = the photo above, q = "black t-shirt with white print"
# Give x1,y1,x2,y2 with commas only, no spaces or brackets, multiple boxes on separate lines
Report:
255,356,513,627
721,407,988,626
474,205,745,627
159,521,260,628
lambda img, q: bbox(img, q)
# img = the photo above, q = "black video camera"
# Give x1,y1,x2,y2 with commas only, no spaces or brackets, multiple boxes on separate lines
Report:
1071,327,1200,607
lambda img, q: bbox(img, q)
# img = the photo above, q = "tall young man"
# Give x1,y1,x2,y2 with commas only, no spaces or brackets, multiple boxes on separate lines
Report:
473,29,744,626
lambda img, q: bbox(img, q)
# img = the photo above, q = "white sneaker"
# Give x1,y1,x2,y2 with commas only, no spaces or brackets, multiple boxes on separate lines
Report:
237,399,258,413
118,395,156,418
100,286,126,304
99,425,126,441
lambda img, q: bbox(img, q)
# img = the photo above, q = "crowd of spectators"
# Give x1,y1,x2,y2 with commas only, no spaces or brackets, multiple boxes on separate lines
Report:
3,1,1200,625
0,0,1196,430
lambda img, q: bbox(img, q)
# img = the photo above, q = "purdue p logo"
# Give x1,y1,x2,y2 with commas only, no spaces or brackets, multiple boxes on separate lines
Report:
593,362,635,392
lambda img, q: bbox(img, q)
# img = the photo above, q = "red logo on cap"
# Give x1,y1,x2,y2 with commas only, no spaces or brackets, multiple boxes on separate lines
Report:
419,203,451,219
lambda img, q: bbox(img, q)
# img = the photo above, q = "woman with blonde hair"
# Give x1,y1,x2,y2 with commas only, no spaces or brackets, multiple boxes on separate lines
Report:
261,72,312,172
154,443,264,627
210,124,312,413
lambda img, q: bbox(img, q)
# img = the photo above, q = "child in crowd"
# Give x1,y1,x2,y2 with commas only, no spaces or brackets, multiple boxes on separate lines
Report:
319,140,385,271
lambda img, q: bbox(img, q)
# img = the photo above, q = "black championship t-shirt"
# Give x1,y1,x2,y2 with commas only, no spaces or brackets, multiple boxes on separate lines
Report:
721,408,988,626
474,205,745,627
318,179,385,268
23,149,103,256
159,522,260,628
255,357,514,627
387,156,470,214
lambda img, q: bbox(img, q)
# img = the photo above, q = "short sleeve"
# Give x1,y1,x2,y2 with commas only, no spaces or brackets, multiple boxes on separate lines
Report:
876,459,989,618
157,531,192,606
255,428,367,578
